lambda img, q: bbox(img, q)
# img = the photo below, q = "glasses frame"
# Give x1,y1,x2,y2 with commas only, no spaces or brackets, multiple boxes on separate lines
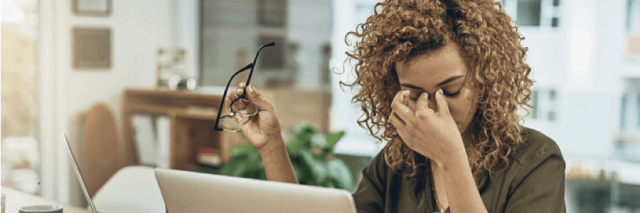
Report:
214,42,276,131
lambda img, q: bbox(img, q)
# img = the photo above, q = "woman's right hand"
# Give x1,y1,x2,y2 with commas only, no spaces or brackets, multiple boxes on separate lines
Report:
225,82,283,151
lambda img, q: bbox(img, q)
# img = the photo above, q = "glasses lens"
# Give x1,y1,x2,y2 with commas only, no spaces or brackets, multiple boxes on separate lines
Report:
230,98,258,117
218,115,242,132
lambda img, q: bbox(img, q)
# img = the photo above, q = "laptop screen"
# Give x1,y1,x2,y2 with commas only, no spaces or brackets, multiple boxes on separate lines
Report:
63,133,98,213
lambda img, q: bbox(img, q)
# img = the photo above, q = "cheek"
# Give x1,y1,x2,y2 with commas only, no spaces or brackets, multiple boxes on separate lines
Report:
445,94,476,123
446,100,467,122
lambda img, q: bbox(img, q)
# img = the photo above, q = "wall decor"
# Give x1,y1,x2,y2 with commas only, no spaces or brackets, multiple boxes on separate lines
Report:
73,0,112,17
257,0,287,27
73,27,112,70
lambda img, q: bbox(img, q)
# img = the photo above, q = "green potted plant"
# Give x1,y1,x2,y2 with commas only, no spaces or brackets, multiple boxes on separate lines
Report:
216,123,356,192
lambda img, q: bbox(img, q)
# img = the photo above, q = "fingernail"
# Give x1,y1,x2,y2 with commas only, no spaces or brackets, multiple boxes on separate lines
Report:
438,89,443,94
239,82,245,87
248,85,254,94
237,88,242,94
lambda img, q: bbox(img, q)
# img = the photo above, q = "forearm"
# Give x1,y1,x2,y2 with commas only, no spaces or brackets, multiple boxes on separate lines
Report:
258,137,298,184
438,151,488,213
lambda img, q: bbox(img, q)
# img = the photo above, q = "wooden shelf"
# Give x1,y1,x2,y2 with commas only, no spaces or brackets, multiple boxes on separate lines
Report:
123,88,244,171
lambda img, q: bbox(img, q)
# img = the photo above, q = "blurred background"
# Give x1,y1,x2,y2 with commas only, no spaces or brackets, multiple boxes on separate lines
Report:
1,0,639,212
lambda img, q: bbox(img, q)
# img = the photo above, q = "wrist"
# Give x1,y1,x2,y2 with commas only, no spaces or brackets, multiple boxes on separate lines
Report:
257,135,286,157
434,148,469,172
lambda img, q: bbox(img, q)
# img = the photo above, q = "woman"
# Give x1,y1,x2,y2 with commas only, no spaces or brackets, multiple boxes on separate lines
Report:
226,0,566,212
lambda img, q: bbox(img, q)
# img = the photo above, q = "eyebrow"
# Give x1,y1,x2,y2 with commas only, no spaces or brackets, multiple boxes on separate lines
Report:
400,75,464,90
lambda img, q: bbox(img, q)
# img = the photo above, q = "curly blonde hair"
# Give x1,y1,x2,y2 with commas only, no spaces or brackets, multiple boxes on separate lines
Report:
342,0,533,179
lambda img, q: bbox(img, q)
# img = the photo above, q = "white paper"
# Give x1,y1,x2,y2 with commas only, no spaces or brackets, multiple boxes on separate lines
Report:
156,116,172,169
132,114,157,166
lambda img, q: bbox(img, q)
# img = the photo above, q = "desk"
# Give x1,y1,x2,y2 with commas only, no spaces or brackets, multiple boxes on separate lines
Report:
2,187,91,213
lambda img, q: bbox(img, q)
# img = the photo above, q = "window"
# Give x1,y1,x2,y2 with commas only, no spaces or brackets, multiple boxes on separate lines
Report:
627,0,640,33
503,0,561,28
199,0,333,88
1,0,41,195
529,88,558,122
517,0,541,26
620,78,640,133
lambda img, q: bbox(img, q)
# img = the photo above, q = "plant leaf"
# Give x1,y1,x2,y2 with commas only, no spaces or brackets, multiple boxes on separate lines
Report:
295,124,316,150
298,150,328,184
323,131,345,154
217,154,248,175
327,159,356,192
230,144,254,156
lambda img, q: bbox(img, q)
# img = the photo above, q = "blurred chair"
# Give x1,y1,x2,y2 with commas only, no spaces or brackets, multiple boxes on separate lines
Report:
82,103,124,197
92,166,166,213
82,103,137,196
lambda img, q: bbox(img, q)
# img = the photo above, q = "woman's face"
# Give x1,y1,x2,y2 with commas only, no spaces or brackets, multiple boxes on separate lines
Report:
394,41,478,136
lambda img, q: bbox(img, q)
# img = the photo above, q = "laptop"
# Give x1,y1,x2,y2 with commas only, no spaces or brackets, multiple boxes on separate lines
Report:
63,133,99,213
155,168,357,213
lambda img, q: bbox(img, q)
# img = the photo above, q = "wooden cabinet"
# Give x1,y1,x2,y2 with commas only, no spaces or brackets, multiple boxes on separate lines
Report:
122,87,331,170
123,88,246,170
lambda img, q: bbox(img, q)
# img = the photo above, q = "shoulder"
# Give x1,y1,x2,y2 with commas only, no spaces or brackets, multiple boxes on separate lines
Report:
509,127,564,168
367,148,389,175
504,127,567,205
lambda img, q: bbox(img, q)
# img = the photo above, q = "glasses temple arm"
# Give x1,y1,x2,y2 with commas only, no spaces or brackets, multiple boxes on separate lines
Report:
214,63,254,131
245,42,275,86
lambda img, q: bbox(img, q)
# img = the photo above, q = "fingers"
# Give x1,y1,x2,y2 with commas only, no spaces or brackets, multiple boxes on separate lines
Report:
434,89,450,115
415,92,433,114
237,113,252,126
401,90,417,111
389,93,405,126
389,110,405,126
391,91,413,124
401,90,409,106
236,82,245,97
243,84,274,112
224,90,237,113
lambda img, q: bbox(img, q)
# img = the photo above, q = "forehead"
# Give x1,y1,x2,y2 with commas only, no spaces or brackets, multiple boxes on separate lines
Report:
395,42,467,85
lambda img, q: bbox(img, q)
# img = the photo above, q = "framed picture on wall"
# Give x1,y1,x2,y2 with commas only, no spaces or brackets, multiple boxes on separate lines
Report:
72,0,112,17
73,27,112,69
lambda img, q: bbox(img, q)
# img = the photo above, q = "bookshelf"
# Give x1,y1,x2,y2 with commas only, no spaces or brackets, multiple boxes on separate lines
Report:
123,88,246,170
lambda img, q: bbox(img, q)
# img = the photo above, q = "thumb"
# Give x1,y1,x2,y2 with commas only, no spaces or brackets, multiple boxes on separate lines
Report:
435,89,450,115
244,85,274,111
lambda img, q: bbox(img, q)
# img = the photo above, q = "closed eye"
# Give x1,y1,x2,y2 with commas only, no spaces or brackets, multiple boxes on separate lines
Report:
444,90,460,97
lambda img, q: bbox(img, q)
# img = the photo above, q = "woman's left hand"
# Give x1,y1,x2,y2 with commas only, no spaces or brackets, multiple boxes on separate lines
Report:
388,89,467,168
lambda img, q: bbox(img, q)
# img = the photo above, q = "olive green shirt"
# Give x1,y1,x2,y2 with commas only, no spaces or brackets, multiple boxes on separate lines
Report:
352,127,566,213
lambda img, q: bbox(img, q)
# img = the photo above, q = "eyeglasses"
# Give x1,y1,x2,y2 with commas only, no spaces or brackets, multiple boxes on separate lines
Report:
214,42,275,132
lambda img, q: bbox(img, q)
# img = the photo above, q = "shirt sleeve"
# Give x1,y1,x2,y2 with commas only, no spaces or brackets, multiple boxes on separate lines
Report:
504,150,566,213
352,151,387,213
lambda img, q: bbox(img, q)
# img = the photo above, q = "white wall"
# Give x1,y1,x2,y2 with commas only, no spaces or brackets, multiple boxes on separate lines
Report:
40,0,199,205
